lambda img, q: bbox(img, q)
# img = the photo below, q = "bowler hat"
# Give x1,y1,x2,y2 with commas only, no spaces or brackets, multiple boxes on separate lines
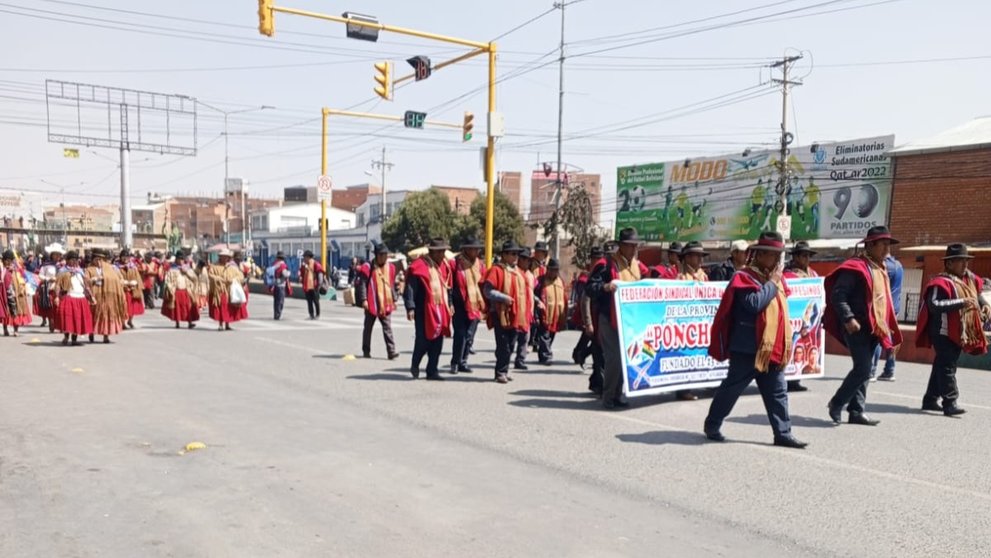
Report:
546,258,560,270
789,241,817,256
533,241,549,253
750,231,786,252
500,240,522,254
460,235,484,249
618,227,642,245
427,237,450,251
667,241,683,254
65,250,79,261
91,248,108,259
942,243,975,260
863,225,900,245
681,241,709,257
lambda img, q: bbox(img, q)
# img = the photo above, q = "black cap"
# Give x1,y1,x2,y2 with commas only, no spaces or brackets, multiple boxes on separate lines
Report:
943,243,975,260
681,241,709,257
460,235,484,249
618,227,641,245
789,241,817,256
500,240,522,254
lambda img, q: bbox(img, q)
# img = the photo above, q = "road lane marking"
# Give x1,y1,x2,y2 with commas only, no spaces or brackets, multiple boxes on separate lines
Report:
602,413,991,503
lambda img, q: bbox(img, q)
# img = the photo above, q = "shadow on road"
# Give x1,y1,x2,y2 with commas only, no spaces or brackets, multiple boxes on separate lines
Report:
509,389,591,399
726,414,837,429
508,398,602,411
615,431,708,446
347,373,412,381
863,402,923,415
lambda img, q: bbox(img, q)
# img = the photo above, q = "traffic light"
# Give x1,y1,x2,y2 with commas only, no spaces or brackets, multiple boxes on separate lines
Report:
373,61,392,101
258,0,274,37
462,111,474,142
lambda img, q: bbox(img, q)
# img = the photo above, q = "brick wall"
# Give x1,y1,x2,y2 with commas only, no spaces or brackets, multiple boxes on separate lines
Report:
889,147,991,246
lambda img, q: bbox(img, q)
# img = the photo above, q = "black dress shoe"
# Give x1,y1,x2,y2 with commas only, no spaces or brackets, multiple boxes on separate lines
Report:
827,403,842,424
387,353,399,361
921,400,942,412
426,374,445,381
457,365,473,373
787,382,809,392
848,413,880,426
944,406,967,417
449,364,459,375
514,363,529,371
774,436,808,449
363,352,372,359
704,430,726,442
603,399,629,410
410,369,420,379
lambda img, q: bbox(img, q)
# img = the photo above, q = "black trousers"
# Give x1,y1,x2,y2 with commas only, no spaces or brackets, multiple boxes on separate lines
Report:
304,289,320,318
830,330,879,415
705,353,793,439
925,335,961,408
515,330,530,367
411,313,443,376
588,339,605,393
362,311,396,357
273,285,286,320
494,327,518,376
450,309,478,367
573,332,592,363
143,288,155,309
536,325,556,363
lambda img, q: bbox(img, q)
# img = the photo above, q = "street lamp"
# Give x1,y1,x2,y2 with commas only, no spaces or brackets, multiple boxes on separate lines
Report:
194,101,274,247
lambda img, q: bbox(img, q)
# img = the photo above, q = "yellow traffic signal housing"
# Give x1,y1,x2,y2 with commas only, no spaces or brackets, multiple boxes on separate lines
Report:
258,0,274,37
462,111,474,142
374,62,392,101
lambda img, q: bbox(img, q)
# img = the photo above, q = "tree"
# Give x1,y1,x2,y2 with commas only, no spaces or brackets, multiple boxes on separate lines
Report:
453,190,524,248
381,188,458,251
543,184,609,268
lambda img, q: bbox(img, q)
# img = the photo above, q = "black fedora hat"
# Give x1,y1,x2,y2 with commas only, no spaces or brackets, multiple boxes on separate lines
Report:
460,235,484,249
789,240,817,256
617,227,642,245
546,258,560,270
275,251,286,259
500,240,522,254
90,248,108,259
942,243,975,260
863,225,900,245
373,243,390,255
533,241,549,253
427,237,450,251
589,245,604,259
750,231,786,252
302,250,314,258
667,241,684,253
681,241,709,257
519,247,533,259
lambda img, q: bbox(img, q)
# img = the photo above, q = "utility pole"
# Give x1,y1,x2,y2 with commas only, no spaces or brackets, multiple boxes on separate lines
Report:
552,0,567,260
370,146,394,238
771,54,803,241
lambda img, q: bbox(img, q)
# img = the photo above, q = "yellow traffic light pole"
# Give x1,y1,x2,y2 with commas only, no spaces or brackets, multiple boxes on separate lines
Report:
258,1,499,264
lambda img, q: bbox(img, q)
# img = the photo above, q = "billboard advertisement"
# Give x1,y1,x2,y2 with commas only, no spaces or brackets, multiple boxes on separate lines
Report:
614,135,894,241
614,277,826,398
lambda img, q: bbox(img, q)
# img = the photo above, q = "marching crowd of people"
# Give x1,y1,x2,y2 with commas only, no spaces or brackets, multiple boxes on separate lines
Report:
352,224,990,450
5,224,989,449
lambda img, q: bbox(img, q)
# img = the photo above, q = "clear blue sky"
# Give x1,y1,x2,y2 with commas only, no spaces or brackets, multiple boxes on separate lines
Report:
1,0,989,221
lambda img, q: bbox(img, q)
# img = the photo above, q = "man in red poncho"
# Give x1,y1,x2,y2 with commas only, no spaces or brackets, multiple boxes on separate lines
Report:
534,258,566,365
355,243,399,360
403,238,453,380
915,243,990,416
824,226,902,426
447,235,486,374
704,231,807,449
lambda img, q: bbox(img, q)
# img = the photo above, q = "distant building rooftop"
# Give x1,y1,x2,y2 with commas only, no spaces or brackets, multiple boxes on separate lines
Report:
889,116,991,157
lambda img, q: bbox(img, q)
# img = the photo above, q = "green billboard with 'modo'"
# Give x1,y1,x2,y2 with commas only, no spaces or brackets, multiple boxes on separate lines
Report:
615,163,666,241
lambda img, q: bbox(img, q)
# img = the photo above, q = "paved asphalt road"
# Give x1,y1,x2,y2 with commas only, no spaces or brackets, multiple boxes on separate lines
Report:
2,295,990,557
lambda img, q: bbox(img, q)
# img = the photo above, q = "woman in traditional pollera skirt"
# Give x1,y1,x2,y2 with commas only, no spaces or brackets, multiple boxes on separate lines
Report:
55,251,94,346
2,250,32,337
162,252,200,329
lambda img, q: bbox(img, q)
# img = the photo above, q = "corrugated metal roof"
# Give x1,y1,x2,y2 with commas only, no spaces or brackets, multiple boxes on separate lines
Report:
889,116,991,157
